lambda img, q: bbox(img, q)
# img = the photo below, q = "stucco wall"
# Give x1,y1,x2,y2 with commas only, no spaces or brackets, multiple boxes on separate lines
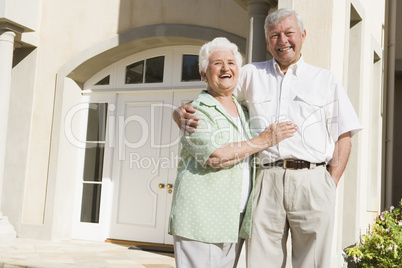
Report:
117,0,247,37
21,0,122,226
294,0,334,70
2,48,38,232
0,0,40,31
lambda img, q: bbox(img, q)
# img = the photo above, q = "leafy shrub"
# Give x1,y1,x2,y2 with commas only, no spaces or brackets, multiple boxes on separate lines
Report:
346,199,402,267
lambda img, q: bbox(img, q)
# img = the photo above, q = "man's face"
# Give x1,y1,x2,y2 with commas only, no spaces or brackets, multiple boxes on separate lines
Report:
266,15,306,72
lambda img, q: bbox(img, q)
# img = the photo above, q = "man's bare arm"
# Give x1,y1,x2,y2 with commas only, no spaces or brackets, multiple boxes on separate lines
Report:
327,132,352,187
172,104,200,135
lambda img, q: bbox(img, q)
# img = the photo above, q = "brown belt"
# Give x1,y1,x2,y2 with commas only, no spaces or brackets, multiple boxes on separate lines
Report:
263,159,326,170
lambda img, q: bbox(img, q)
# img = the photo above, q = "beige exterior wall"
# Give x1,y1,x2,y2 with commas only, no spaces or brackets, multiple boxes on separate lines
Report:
22,0,121,226
0,0,40,31
1,0,394,264
117,0,247,36
345,0,385,248
294,1,333,69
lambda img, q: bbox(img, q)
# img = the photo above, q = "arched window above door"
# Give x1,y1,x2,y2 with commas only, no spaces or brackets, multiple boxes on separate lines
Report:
94,75,110,86
84,46,203,93
125,56,165,84
181,55,200,82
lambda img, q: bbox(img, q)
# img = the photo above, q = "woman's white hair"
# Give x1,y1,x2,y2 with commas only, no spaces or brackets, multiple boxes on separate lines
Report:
198,37,243,74
264,8,304,39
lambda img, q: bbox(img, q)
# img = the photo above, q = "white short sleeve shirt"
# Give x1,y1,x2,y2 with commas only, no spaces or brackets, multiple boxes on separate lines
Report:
234,56,362,164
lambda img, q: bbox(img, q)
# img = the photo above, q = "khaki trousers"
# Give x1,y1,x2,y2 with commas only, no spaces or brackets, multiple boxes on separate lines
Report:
174,235,243,268
247,166,336,268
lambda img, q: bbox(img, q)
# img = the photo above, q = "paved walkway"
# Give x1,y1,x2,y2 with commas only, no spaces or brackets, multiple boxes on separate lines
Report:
0,238,175,268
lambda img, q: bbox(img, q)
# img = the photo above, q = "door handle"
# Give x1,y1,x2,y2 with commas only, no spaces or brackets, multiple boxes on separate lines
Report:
167,184,173,194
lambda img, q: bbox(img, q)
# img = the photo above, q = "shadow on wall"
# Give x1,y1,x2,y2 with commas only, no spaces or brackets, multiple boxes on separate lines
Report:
393,72,402,206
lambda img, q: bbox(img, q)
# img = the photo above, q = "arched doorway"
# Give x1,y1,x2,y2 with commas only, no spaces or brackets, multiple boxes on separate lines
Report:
71,46,203,244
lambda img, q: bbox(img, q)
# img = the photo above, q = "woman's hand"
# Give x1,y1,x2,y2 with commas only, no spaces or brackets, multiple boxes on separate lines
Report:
259,121,297,147
206,121,297,168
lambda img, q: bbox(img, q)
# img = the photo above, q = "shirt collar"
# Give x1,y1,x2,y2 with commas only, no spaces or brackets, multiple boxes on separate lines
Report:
197,90,239,106
272,55,305,77
196,91,250,135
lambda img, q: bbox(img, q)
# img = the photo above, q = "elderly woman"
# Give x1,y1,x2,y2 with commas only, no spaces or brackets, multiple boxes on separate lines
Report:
168,37,297,268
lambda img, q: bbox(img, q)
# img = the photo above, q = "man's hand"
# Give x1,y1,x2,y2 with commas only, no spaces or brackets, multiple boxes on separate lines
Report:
327,132,352,187
173,104,200,135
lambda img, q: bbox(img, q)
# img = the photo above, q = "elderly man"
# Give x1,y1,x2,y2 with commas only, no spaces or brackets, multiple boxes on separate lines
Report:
175,8,361,268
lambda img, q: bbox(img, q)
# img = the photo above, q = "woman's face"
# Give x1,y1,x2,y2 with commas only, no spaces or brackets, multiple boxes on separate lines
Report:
202,49,239,96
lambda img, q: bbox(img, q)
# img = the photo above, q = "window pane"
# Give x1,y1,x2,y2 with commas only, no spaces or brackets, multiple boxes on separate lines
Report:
126,60,144,84
94,75,110,85
83,144,104,182
145,56,164,83
80,183,102,223
86,103,108,141
182,55,201,81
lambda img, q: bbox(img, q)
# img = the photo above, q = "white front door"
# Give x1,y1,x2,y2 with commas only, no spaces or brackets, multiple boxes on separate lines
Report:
109,89,199,244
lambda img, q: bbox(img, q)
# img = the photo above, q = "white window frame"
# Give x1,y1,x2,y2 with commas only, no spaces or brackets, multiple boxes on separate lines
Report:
83,46,204,94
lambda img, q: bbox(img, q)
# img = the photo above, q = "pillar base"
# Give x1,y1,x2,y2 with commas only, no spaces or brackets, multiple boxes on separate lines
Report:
0,212,16,241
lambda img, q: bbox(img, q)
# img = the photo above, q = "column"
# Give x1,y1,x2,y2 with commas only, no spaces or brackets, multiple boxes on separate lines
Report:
0,30,17,241
242,0,277,63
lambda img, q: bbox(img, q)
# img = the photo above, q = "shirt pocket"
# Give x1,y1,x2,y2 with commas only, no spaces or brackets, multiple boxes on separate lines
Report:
294,93,326,119
245,94,273,132
295,93,325,108
245,91,273,105
294,93,328,158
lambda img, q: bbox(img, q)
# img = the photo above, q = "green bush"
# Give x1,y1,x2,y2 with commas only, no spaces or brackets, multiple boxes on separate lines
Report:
346,199,402,268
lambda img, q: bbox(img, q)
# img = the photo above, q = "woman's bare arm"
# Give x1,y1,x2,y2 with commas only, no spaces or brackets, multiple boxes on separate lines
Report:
206,121,297,167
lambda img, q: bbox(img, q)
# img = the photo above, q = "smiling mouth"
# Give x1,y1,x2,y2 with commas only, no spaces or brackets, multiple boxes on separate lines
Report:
278,47,291,52
219,74,232,78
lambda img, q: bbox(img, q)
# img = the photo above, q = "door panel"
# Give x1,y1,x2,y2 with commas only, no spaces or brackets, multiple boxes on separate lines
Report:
109,90,201,244
163,90,201,244
117,101,163,227
110,91,173,243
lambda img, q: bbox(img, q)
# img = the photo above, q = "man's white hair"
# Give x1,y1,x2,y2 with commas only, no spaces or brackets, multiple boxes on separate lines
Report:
264,8,304,39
